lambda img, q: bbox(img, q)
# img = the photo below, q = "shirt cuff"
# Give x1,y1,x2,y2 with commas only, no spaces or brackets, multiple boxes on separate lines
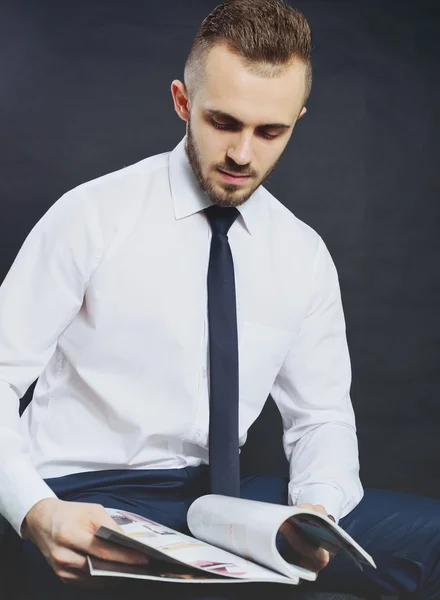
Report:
288,483,344,523
0,456,57,536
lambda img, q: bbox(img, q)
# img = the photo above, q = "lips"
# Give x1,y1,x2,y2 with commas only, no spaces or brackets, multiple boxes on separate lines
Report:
219,169,250,178
217,169,251,184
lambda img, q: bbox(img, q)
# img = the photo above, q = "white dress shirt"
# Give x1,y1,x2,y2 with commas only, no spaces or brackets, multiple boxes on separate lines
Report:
0,137,363,535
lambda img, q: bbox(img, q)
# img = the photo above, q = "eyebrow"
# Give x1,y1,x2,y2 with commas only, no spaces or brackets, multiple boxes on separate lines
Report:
206,109,291,130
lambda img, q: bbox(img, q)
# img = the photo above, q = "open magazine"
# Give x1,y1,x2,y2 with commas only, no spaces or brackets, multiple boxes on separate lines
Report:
88,495,376,585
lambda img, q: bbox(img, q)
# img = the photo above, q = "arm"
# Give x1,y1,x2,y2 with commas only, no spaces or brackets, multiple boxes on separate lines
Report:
271,236,363,523
0,190,154,585
0,189,101,535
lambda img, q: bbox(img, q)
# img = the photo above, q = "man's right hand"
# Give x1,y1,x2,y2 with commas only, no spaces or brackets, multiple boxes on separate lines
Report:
22,497,151,587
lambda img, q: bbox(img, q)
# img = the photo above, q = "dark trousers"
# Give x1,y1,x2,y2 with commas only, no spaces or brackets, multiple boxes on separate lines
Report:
19,467,440,600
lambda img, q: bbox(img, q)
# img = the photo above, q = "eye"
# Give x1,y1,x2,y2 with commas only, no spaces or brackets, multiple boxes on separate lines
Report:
212,121,236,131
211,120,278,140
259,130,278,140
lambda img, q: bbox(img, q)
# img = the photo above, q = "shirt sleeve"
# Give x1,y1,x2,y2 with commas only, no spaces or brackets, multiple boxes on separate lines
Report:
0,189,102,535
271,236,363,523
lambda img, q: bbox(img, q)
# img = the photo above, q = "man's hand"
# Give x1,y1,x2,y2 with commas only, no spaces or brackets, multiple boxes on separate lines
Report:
278,503,336,574
23,498,151,587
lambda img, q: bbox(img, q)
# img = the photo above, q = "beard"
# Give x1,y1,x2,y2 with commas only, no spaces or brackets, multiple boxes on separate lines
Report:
185,117,278,208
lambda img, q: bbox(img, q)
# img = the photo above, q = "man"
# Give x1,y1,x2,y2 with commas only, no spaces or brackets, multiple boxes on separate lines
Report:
0,1,438,599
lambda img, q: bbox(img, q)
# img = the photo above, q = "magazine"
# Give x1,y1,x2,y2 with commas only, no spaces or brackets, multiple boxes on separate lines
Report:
88,495,376,585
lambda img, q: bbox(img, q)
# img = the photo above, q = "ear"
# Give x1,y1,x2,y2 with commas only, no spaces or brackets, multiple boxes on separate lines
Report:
171,80,190,122
297,106,307,119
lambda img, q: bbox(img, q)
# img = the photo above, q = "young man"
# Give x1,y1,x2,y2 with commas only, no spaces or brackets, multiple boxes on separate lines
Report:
0,1,438,599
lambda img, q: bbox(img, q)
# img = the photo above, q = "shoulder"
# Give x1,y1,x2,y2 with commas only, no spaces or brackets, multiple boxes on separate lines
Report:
54,149,170,245
258,185,323,264
69,149,169,211
258,186,340,304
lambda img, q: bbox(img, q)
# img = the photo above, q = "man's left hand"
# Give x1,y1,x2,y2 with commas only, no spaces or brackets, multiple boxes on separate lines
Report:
278,503,336,574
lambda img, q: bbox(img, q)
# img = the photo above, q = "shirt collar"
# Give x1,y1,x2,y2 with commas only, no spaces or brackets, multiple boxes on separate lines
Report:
168,136,262,236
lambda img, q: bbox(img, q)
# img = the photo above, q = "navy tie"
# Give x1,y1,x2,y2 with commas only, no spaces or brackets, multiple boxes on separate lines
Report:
204,204,240,498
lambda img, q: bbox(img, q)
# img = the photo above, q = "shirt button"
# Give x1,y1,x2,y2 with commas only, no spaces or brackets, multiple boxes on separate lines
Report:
194,432,200,440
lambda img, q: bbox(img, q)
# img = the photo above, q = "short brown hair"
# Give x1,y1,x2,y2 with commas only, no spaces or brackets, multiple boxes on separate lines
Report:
184,0,312,104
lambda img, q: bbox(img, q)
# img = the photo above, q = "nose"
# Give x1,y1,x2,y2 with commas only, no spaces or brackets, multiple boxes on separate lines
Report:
226,132,253,166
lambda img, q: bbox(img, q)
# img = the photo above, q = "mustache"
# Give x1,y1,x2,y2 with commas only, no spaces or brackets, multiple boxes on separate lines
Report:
216,162,256,178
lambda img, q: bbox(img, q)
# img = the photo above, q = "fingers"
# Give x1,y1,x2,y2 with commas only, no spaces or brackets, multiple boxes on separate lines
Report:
295,503,328,517
27,498,151,588
58,567,124,588
55,504,151,567
87,536,151,566
279,520,330,573
300,548,330,573
50,546,88,572
47,546,89,583
48,536,142,587
293,503,338,569
49,543,139,587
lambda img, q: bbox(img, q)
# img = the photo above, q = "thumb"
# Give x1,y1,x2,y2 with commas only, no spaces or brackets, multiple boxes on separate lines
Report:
87,505,125,535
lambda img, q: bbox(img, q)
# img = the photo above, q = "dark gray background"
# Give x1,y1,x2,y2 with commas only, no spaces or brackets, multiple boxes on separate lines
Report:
1,0,439,498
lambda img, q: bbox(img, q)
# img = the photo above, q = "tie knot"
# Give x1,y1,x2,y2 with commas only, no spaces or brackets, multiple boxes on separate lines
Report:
204,205,240,236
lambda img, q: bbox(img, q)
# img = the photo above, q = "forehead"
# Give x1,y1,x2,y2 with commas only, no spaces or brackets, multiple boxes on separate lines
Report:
198,44,306,125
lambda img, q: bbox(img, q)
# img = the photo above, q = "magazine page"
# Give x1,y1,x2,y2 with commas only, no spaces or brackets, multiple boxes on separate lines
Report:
187,495,376,581
286,511,376,572
88,556,247,584
91,508,299,585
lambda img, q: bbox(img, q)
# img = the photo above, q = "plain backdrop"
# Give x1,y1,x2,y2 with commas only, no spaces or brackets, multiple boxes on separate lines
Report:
0,0,439,499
